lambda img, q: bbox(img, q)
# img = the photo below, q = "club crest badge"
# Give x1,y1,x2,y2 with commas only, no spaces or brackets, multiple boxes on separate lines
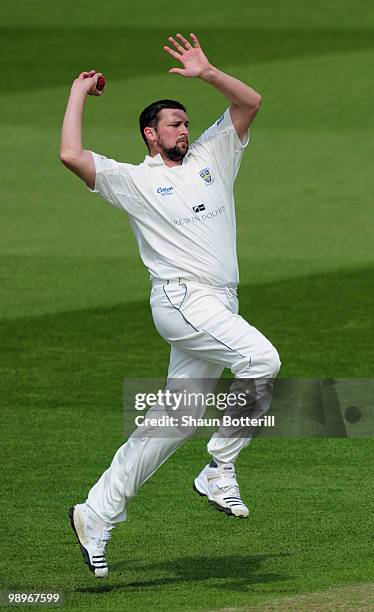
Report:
199,167,214,185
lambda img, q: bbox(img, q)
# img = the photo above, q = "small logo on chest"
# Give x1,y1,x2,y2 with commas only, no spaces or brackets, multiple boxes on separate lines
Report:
192,204,206,213
157,186,174,196
199,167,214,185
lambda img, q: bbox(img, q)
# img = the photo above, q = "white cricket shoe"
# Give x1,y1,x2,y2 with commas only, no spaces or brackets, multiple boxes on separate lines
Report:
193,462,249,518
68,503,113,578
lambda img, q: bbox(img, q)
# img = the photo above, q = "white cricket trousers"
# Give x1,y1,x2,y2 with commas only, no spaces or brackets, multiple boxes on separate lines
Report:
87,279,281,524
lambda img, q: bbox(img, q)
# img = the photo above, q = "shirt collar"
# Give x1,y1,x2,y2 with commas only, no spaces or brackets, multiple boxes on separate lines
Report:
143,150,192,167
144,154,165,167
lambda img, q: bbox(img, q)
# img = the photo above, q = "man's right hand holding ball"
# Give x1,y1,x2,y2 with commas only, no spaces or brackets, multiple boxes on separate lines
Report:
73,70,105,96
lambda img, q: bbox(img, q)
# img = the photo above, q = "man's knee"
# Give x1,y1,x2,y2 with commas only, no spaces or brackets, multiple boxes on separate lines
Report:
232,345,281,378
266,346,281,377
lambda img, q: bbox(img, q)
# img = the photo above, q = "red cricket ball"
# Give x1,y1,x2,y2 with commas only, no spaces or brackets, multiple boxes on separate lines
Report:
96,76,106,91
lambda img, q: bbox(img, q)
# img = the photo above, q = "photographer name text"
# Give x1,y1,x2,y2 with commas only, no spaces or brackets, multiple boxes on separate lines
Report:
134,415,275,428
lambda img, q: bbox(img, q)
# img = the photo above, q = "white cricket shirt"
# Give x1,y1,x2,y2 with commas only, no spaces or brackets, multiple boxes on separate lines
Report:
89,108,249,287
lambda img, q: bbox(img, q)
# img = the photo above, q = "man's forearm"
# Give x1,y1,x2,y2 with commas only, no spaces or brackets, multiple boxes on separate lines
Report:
199,66,261,109
60,87,88,159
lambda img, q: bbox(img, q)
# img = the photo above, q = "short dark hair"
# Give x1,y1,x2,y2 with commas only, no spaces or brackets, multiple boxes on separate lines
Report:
139,99,187,149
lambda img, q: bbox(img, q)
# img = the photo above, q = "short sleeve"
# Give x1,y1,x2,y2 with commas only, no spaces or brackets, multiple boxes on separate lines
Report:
88,151,140,214
193,108,250,183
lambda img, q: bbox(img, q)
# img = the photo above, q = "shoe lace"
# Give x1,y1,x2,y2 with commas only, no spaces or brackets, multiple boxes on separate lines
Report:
95,526,112,555
215,472,241,497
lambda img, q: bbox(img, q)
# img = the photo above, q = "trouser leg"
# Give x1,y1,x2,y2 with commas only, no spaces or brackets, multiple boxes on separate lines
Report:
208,328,281,465
207,377,277,465
87,427,185,524
87,347,223,524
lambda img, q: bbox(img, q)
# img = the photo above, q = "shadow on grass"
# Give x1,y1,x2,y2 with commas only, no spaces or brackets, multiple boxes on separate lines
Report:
74,553,290,594
2,27,374,93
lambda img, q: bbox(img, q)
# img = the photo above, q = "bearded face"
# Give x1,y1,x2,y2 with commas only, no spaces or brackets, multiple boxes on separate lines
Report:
146,108,190,162
156,133,189,161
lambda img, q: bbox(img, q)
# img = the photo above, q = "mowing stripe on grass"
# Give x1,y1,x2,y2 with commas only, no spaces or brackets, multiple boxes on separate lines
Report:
211,582,374,611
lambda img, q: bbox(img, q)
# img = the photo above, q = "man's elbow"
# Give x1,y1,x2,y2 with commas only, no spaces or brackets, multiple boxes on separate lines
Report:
59,148,80,167
250,93,262,111
237,93,261,116
59,149,72,167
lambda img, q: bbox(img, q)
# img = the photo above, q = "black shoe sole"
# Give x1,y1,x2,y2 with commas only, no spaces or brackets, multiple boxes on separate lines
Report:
68,506,96,573
193,483,247,519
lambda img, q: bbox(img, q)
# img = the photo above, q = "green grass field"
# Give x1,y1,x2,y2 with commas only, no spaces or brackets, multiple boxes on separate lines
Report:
1,1,374,609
